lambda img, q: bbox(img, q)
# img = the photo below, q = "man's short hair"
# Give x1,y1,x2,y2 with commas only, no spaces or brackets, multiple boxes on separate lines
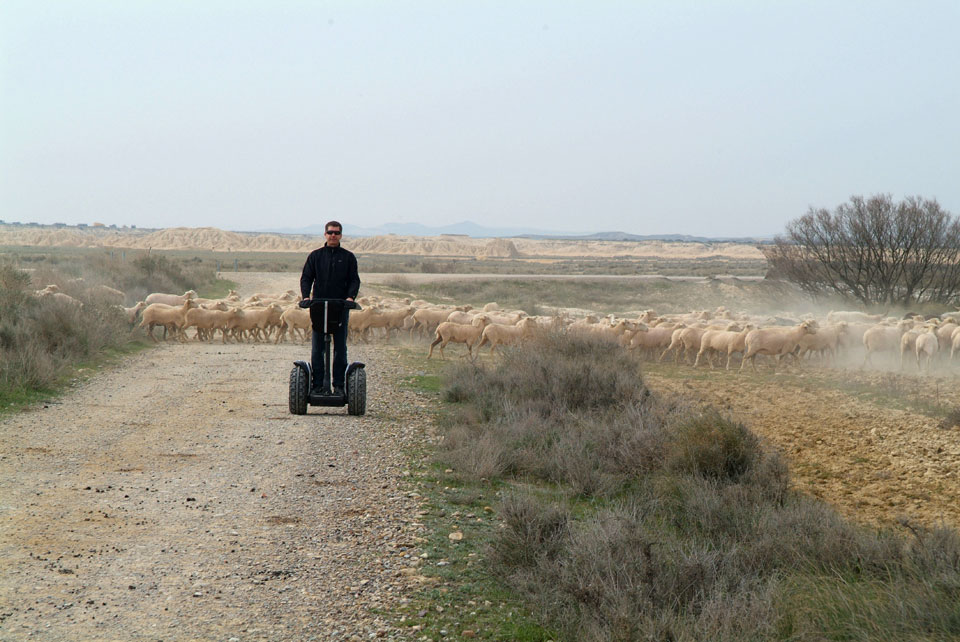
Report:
325,220,343,232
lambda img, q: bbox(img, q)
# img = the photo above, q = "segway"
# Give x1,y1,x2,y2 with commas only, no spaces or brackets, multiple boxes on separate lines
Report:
289,298,366,416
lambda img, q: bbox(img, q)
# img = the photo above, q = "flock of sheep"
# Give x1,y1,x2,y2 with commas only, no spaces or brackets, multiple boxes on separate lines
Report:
346,294,960,375
39,282,960,375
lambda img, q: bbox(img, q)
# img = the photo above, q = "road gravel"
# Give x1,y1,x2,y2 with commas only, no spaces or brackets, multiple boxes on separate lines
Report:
0,273,431,641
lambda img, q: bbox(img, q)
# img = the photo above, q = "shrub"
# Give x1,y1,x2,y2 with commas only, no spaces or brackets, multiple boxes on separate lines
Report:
665,410,762,482
436,332,960,640
0,254,218,401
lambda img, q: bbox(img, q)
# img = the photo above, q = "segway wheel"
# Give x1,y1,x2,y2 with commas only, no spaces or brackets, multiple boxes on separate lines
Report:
289,365,309,415
347,367,367,416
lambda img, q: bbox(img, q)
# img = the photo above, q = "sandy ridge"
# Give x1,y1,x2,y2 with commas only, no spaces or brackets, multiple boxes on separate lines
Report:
0,225,766,259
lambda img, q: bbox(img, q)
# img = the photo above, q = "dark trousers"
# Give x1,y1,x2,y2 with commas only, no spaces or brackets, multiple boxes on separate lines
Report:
311,310,349,391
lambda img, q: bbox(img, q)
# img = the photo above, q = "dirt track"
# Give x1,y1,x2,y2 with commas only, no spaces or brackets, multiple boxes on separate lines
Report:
0,273,428,641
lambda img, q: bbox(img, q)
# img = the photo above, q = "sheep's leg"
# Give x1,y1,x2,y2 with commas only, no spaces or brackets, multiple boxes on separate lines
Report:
657,343,676,363
428,336,441,359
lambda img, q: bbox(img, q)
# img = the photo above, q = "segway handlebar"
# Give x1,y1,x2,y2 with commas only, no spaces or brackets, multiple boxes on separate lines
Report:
299,298,362,310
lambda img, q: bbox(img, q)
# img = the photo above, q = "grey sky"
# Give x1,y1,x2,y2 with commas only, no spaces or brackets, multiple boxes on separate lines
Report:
2,1,957,237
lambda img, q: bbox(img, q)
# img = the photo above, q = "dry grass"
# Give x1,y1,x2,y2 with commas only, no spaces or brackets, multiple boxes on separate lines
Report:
435,331,960,640
0,256,220,401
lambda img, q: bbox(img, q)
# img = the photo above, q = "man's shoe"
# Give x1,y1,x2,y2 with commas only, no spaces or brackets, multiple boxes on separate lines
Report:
333,386,345,397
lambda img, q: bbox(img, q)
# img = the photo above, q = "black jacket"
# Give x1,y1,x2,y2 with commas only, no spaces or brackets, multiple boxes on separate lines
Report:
300,244,360,300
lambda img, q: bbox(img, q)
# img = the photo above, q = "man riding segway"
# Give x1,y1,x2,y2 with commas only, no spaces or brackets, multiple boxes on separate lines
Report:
289,220,365,415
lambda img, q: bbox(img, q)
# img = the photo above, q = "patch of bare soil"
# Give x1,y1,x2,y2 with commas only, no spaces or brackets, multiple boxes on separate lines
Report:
0,273,434,640
643,365,960,530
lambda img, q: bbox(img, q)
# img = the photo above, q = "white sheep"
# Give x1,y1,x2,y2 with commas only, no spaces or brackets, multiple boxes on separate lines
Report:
184,307,241,342
476,317,538,354
275,307,312,344
862,320,912,368
694,325,754,370
122,301,146,325
915,326,940,373
428,316,491,359
628,323,681,360
739,320,818,373
796,321,849,366
139,299,198,342
144,289,197,306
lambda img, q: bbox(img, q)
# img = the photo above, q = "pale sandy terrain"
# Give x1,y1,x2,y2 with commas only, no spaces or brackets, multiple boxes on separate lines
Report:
0,225,765,260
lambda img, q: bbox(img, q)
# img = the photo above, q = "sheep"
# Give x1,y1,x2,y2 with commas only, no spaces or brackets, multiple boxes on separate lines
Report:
274,307,312,344
739,320,818,373
410,307,457,339
570,318,638,343
476,317,538,354
122,301,146,325
482,302,500,312
915,326,940,373
658,325,694,363
659,322,737,364
676,323,740,365
37,290,84,309
184,307,242,343
948,326,960,363
353,305,415,342
900,328,922,370
144,289,197,306
445,310,478,325
628,323,681,360
138,299,198,342
826,310,886,324
935,321,958,353
479,310,526,326
862,320,912,368
226,303,284,342
428,316,491,359
34,284,61,296
694,325,754,370
796,321,849,366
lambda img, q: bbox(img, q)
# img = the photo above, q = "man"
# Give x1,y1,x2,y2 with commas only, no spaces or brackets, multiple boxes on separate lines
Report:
299,220,360,395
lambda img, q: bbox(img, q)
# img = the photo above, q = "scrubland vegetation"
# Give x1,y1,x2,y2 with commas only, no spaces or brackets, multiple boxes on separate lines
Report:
0,254,223,408
427,333,960,641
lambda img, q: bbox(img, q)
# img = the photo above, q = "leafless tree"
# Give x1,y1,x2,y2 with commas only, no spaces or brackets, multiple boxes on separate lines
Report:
761,195,960,306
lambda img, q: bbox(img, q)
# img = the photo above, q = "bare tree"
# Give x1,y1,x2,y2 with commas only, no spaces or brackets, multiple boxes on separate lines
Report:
762,195,960,306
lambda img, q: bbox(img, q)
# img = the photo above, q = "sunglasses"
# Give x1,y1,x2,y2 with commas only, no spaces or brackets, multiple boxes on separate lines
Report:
325,230,342,235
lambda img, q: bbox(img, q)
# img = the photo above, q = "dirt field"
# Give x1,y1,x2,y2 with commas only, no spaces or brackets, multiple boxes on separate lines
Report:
642,363,960,530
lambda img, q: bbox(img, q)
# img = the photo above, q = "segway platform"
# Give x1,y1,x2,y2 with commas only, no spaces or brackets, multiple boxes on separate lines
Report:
288,298,367,416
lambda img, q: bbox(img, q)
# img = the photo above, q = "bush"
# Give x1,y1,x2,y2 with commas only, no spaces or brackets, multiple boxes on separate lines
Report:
436,332,960,640
665,410,761,481
0,255,218,401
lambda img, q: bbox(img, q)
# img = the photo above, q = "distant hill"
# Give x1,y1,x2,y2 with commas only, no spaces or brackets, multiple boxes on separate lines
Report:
259,220,771,243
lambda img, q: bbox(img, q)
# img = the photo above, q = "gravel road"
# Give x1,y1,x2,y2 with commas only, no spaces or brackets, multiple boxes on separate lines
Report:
0,273,431,641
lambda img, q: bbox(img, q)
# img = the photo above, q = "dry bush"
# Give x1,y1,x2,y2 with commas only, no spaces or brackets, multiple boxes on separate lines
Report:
437,330,960,640
665,410,762,481
0,256,217,397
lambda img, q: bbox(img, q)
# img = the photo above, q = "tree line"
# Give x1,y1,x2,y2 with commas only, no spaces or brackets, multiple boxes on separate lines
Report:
763,194,960,307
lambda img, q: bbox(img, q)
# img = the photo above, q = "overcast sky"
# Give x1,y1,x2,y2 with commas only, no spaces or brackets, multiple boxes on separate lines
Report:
2,1,958,237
